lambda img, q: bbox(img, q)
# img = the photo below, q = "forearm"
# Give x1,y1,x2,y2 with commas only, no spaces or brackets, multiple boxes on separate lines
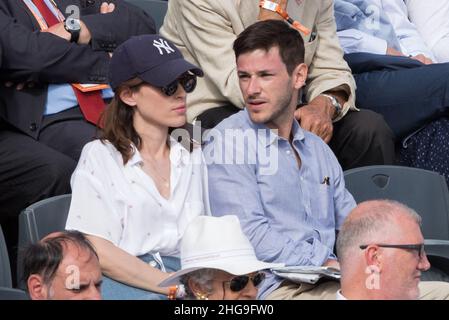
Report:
87,235,170,295
81,0,156,51
0,12,109,83
305,0,357,118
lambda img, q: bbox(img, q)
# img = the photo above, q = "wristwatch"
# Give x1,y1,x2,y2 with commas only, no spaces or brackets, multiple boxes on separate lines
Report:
64,18,81,43
321,93,342,120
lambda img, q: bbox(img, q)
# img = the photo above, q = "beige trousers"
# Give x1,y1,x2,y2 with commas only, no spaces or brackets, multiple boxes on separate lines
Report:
266,280,449,300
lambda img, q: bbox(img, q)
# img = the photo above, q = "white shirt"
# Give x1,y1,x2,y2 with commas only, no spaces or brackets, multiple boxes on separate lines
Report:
336,0,435,60
66,138,210,257
406,0,449,63
383,0,434,59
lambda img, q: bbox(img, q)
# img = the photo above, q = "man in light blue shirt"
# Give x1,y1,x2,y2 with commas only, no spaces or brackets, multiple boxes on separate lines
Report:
203,20,356,300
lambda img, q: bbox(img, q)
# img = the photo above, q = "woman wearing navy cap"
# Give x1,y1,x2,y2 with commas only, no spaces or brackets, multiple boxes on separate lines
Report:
65,34,210,300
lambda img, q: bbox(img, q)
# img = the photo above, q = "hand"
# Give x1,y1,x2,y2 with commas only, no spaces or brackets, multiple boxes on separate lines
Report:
42,2,115,44
323,259,340,270
100,1,115,14
294,95,334,143
5,81,35,90
386,47,405,57
410,54,433,65
258,0,288,21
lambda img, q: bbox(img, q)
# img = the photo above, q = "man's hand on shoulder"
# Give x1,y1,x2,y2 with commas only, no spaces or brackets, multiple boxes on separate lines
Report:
294,95,335,144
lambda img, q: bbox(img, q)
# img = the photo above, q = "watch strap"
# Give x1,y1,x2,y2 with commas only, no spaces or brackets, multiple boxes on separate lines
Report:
64,19,80,43
320,93,342,120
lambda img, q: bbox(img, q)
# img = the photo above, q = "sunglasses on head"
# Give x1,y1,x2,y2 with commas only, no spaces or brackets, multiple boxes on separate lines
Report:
161,72,197,96
223,272,266,292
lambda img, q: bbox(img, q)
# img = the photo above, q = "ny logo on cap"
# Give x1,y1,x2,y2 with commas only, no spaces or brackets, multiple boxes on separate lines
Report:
153,39,175,55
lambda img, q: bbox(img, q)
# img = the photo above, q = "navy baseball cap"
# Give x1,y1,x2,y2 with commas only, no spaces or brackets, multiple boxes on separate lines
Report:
109,34,203,90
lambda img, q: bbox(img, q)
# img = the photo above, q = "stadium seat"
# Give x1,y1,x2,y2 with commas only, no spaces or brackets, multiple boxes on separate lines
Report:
344,165,449,277
0,287,29,300
17,194,72,287
126,0,168,32
0,225,12,288
1,225,29,300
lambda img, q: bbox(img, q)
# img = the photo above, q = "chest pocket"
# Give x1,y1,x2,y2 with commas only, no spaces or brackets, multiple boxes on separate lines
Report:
304,36,318,67
310,183,334,221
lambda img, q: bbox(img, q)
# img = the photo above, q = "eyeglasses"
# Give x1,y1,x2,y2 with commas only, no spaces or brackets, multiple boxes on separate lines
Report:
161,73,197,96
359,243,425,259
223,272,266,292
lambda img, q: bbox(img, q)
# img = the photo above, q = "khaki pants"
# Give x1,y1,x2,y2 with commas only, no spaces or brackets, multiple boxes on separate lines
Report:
266,280,449,300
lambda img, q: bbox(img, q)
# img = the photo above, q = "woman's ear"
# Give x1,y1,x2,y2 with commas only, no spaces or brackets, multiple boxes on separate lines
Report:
119,87,138,107
292,63,308,90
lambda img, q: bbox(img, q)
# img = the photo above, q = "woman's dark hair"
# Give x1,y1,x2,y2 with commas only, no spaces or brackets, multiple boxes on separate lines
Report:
100,78,142,164
100,79,198,165
233,19,305,74
21,230,98,287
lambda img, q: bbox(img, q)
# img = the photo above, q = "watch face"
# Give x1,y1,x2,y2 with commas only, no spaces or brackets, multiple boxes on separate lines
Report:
65,18,81,31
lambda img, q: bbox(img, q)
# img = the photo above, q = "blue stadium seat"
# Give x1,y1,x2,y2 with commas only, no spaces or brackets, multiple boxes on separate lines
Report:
344,165,449,278
1,225,29,299
0,287,29,300
0,225,12,288
17,194,72,287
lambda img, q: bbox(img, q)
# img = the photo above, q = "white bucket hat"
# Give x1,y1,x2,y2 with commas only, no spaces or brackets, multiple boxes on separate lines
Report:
159,215,283,287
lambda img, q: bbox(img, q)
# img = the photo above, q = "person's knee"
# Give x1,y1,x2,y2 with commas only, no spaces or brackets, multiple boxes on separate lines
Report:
44,159,76,194
351,110,395,142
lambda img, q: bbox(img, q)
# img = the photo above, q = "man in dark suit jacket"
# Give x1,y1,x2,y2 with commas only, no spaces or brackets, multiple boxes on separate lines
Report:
0,0,155,259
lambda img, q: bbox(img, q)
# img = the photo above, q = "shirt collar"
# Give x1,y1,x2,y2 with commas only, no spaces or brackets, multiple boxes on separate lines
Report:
126,137,190,168
127,144,143,167
336,290,347,300
243,109,306,148
169,136,191,167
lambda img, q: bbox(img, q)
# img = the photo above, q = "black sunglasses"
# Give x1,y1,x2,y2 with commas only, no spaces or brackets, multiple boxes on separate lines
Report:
161,73,197,96
223,272,266,292
360,243,425,259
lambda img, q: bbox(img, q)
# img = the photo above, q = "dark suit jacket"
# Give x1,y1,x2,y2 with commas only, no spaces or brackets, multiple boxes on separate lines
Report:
0,0,155,138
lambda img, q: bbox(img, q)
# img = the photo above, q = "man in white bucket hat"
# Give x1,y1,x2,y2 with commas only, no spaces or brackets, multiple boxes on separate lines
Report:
159,215,283,300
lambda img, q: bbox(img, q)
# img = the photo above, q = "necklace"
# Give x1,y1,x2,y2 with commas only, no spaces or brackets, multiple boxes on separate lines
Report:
140,157,170,188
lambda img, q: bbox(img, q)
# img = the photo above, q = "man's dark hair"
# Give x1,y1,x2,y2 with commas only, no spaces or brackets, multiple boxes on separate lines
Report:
233,20,305,74
22,230,98,286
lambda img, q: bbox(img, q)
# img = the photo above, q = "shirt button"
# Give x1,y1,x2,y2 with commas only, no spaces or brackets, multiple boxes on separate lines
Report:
286,150,291,155
29,123,38,131
149,261,158,268
300,177,304,181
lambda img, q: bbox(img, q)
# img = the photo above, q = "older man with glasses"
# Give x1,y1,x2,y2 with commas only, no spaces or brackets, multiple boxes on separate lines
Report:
336,199,449,300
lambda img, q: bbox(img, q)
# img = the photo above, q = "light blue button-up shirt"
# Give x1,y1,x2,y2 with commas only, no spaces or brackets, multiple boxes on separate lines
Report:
44,85,114,115
203,110,356,299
